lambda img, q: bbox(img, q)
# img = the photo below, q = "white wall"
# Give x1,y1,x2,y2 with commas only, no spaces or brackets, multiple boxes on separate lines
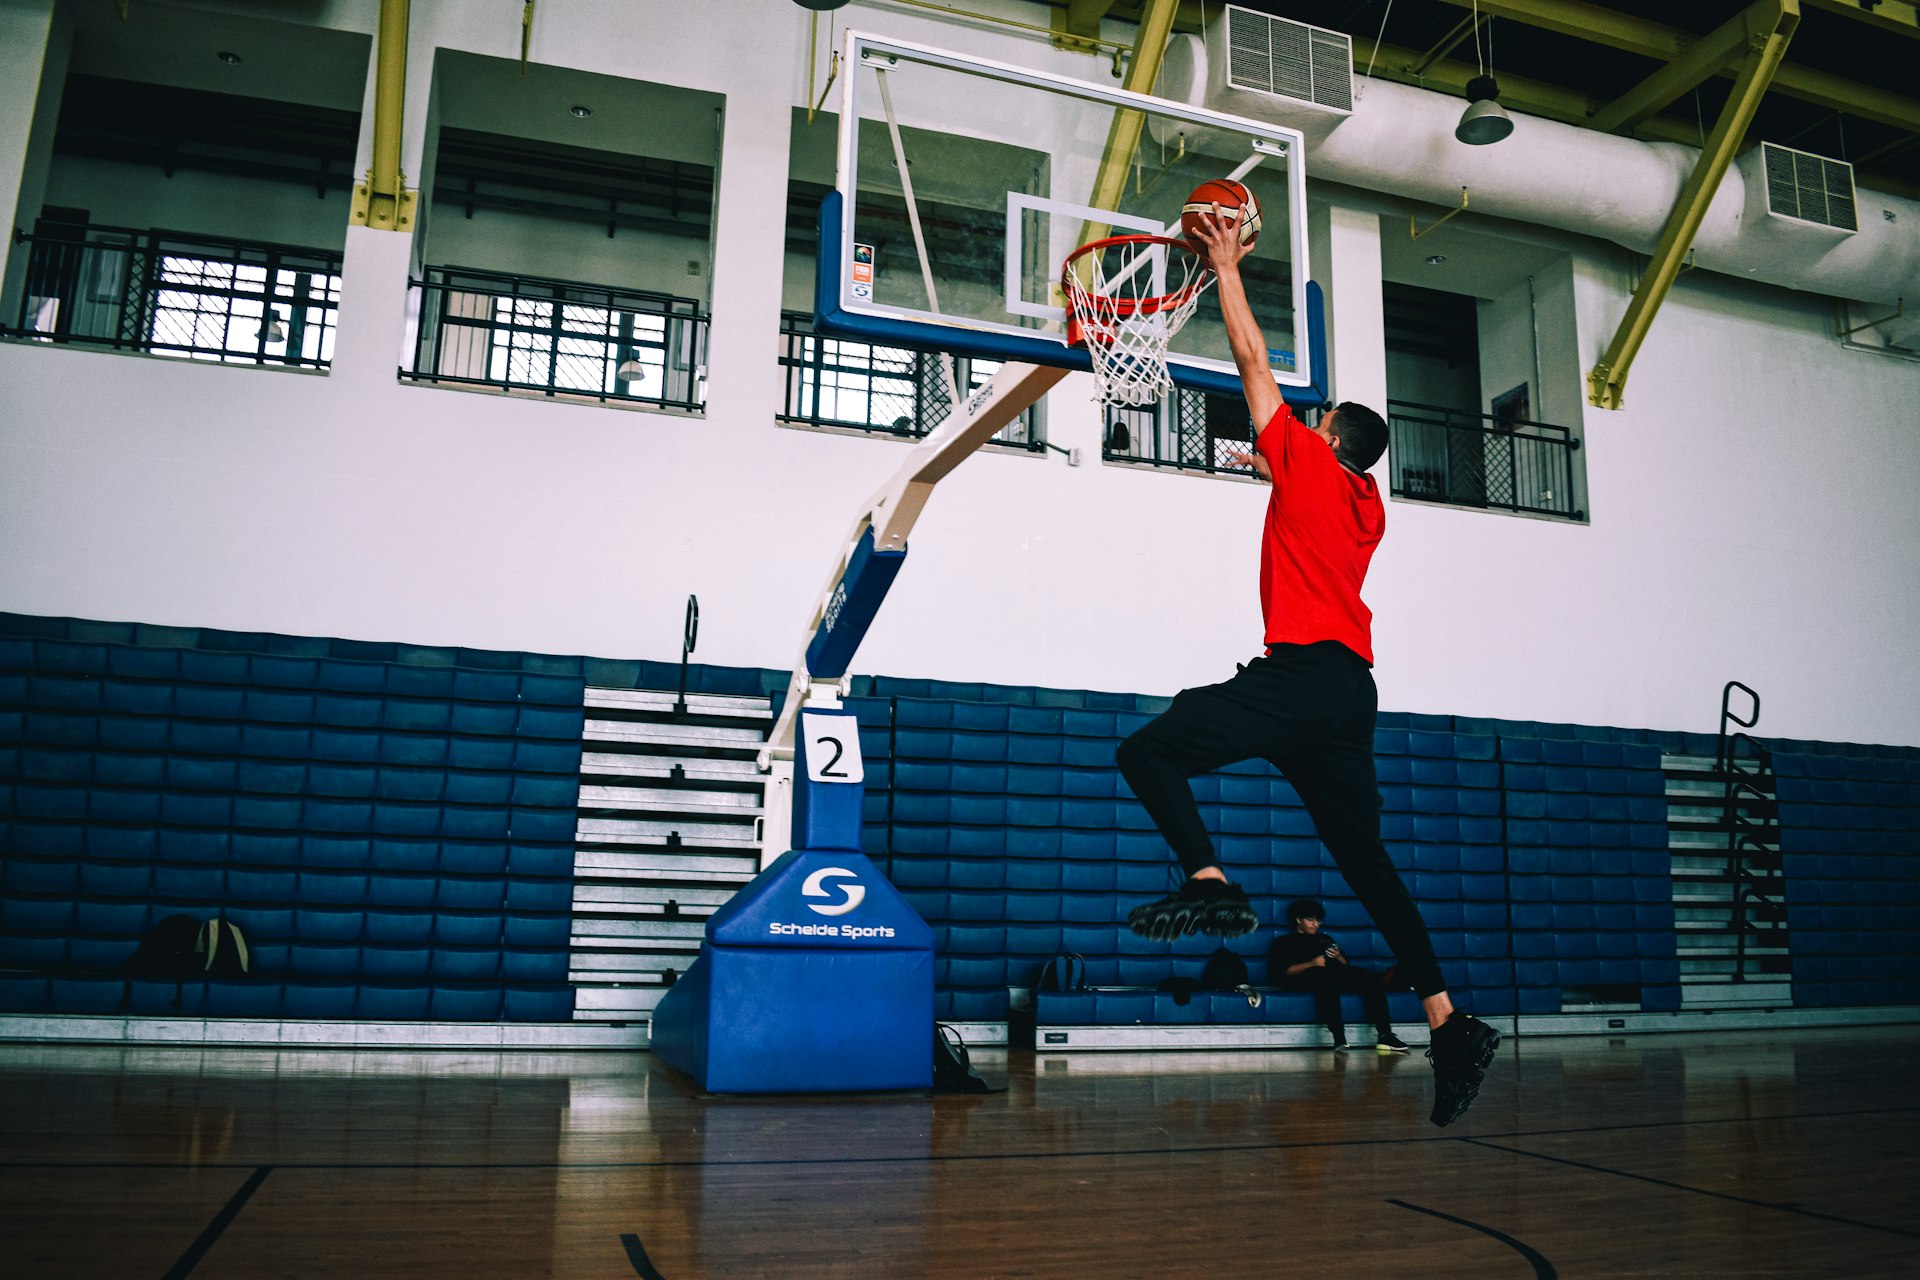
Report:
2,0,1918,747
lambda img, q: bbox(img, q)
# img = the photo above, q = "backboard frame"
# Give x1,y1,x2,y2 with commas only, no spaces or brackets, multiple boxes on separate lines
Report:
819,30,1327,407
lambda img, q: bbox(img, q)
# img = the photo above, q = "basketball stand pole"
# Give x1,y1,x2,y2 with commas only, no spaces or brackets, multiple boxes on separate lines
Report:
759,357,1069,863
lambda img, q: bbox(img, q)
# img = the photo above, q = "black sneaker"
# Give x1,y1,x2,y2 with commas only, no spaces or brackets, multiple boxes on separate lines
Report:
1376,1031,1411,1054
1126,878,1258,941
1426,1013,1500,1127
1334,1038,1365,1052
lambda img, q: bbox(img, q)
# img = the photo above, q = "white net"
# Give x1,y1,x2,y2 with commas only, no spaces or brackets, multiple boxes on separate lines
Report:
1062,236,1214,407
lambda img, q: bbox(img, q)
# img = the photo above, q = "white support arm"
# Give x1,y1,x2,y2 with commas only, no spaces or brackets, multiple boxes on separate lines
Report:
759,358,1070,771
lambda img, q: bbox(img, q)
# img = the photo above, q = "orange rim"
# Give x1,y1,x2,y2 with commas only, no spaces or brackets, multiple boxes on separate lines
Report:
1061,234,1211,348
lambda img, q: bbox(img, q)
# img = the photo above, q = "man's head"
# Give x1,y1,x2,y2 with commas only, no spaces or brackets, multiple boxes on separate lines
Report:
1285,898,1326,934
1312,402,1388,474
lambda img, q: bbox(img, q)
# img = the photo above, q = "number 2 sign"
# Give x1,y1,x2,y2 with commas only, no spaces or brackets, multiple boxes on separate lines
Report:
801,712,865,785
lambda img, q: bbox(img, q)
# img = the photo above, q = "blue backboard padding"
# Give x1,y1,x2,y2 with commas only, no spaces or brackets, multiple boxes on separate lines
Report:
707,848,936,952
815,191,1328,407
805,526,906,681
793,708,865,851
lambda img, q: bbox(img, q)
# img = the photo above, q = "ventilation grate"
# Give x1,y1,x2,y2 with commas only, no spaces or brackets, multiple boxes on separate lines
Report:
1224,5,1352,114
1761,142,1857,232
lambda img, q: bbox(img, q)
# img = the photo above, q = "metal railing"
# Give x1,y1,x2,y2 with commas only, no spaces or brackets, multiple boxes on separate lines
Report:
777,311,1041,450
1715,680,1784,981
5,223,342,368
1387,400,1583,519
406,266,707,412
1104,387,1260,478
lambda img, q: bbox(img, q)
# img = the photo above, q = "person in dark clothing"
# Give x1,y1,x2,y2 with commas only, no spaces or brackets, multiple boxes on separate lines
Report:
1114,205,1501,1127
1268,898,1408,1052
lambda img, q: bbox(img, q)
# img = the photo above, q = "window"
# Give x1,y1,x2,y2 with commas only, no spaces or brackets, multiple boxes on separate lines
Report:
1103,387,1261,477
407,266,707,411
7,222,342,368
778,312,1039,449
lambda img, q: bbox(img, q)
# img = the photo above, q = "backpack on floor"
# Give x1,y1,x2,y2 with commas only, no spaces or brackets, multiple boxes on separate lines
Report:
120,914,208,1010
933,1024,1002,1095
1036,952,1086,994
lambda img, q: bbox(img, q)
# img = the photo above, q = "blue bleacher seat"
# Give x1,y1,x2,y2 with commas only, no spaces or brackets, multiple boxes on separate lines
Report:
430,986,503,1020
152,866,224,903
284,981,358,1018
289,943,360,977
503,986,573,1020
354,983,429,1019
428,904,501,945
298,872,369,906
50,977,124,1014
500,950,565,983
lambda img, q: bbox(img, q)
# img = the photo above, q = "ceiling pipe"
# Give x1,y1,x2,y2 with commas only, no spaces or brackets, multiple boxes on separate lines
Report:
351,0,416,232
1158,36,1920,329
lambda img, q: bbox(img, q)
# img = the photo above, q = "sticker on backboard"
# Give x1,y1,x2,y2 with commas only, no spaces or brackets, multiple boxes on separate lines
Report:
802,712,865,785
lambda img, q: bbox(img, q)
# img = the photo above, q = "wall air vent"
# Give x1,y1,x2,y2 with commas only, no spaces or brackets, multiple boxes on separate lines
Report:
1761,142,1857,232
1221,4,1353,115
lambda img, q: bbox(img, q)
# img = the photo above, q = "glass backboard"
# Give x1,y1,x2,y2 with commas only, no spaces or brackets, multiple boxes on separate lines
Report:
820,31,1323,404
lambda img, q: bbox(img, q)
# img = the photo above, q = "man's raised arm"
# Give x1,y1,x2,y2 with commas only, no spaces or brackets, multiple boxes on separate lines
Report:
1185,208,1281,433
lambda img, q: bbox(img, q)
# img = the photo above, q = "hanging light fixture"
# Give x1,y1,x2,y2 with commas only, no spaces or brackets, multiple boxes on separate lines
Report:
615,353,645,382
1455,4,1514,146
259,309,287,343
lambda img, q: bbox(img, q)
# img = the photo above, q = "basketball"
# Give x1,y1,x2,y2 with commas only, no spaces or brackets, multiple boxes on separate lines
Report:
1181,178,1262,249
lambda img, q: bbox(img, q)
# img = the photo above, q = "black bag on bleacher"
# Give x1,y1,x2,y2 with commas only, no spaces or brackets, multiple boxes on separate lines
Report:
120,914,206,1010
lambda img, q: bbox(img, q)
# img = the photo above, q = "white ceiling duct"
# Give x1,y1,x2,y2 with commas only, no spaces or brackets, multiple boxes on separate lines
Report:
1158,33,1919,315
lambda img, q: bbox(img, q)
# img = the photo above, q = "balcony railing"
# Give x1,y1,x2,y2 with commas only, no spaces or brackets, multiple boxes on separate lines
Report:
1387,400,1583,520
1104,387,1260,478
777,311,1041,450
4,223,342,368
406,266,707,412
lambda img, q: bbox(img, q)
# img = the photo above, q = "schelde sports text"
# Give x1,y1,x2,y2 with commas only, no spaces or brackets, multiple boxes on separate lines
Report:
767,922,897,939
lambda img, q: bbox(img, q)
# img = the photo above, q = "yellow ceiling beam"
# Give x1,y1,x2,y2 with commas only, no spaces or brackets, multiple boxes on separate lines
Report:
1589,0,1783,134
350,0,416,232
1433,0,1920,135
1080,0,1179,246
1805,0,1920,40
1588,1,1800,410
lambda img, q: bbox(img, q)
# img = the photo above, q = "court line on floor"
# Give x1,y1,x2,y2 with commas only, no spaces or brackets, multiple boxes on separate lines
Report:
160,1165,272,1280
619,1231,668,1279
1387,1199,1557,1278
1461,1139,1920,1240
5,1105,1914,1174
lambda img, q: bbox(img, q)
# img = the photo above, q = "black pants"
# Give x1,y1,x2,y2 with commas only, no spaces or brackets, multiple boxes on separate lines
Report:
1115,641,1445,999
1286,966,1394,1037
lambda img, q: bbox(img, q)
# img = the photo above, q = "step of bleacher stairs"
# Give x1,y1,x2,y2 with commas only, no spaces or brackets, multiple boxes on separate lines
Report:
1680,980,1793,1008
569,686,773,1023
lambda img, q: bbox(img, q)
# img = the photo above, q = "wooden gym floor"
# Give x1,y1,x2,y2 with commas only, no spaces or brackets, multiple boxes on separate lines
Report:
2,1025,1916,1278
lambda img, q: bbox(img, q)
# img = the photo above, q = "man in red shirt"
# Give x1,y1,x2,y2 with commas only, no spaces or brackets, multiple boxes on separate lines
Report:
1114,210,1500,1127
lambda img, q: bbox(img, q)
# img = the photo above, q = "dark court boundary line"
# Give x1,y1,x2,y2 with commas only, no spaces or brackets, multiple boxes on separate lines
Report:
3,1104,1914,1174
1462,1139,1920,1241
160,1165,271,1280
620,1231,668,1280
1388,1198,1557,1278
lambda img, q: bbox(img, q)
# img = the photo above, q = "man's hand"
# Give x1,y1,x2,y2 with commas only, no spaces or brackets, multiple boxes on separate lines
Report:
1184,202,1257,278
1223,448,1272,483
1325,944,1345,965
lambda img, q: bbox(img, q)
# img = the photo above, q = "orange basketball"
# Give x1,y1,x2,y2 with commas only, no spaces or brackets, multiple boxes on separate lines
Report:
1181,179,1262,250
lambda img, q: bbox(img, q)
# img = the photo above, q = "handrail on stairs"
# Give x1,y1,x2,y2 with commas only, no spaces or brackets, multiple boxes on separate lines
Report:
676,594,699,716
1713,681,1777,983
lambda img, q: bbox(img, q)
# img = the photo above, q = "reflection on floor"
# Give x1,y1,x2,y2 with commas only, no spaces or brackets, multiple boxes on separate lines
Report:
3,1026,1916,1277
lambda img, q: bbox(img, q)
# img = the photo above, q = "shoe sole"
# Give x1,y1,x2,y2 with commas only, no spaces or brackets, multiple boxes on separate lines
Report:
1127,899,1259,941
1428,1024,1502,1127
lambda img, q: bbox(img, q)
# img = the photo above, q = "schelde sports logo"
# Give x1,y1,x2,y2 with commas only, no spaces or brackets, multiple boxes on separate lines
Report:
766,866,896,940
802,866,866,916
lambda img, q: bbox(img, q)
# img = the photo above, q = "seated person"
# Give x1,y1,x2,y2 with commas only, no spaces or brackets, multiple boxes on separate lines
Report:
1268,898,1409,1053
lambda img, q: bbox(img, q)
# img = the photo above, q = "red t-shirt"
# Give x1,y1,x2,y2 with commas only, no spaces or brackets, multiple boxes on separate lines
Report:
1254,403,1385,664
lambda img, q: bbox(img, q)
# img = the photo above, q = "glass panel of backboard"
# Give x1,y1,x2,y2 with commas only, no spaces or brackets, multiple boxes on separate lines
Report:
832,31,1311,397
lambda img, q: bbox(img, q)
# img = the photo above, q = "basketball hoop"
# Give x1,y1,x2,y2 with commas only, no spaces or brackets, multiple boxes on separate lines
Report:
1062,234,1215,407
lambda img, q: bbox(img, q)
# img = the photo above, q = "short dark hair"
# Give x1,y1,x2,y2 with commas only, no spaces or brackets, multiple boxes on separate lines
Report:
1329,401,1387,473
1284,898,1326,921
